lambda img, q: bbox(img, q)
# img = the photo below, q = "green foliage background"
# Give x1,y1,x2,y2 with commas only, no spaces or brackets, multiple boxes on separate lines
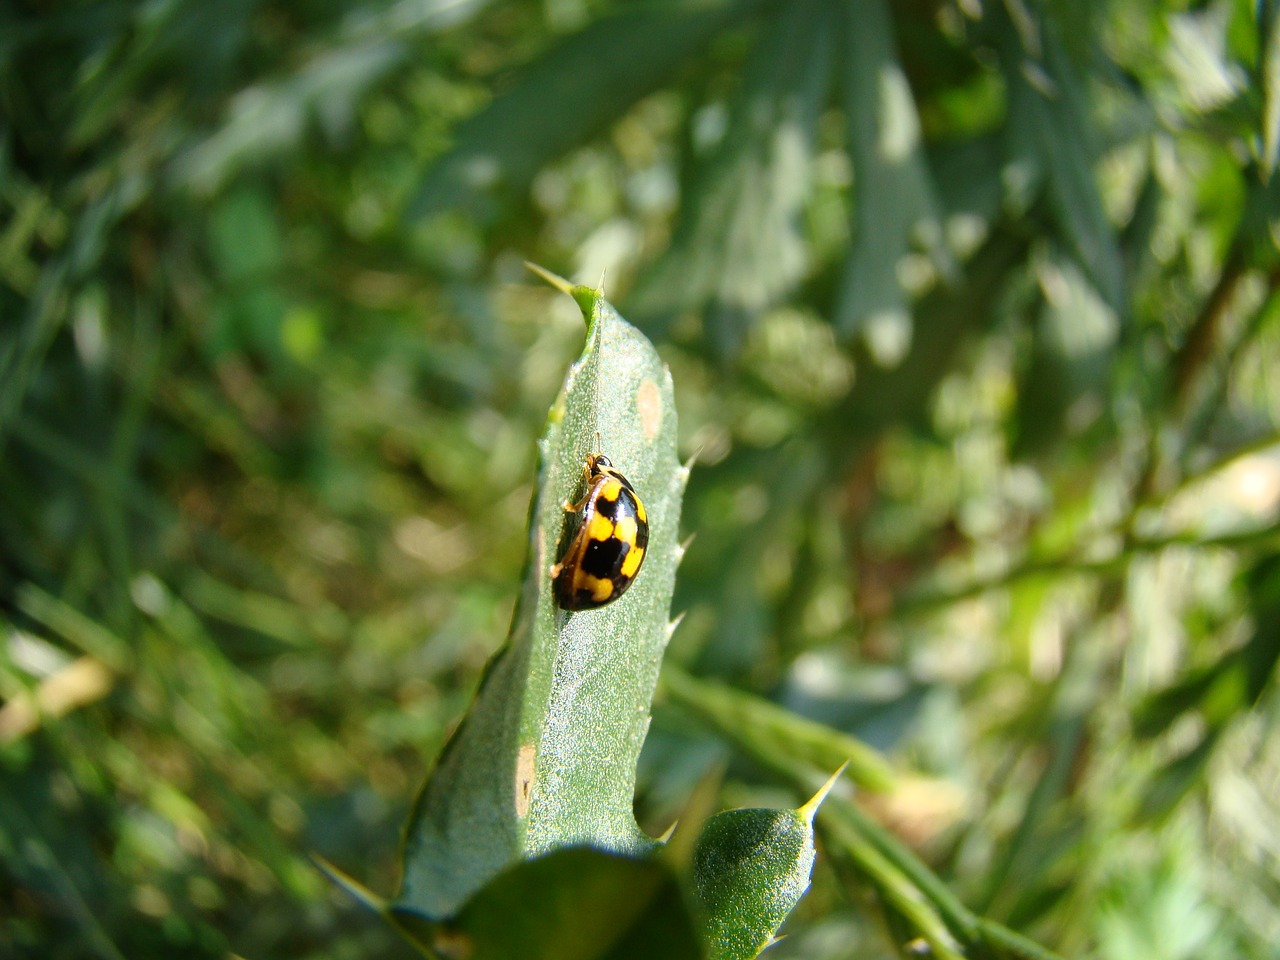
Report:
2,0,1279,957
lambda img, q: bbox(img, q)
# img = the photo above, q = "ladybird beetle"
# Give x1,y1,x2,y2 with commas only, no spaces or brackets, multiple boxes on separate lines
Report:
551,453,649,610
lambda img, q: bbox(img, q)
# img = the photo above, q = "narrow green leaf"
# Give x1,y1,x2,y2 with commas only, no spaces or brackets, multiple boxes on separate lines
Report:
625,0,838,355
993,2,1125,314
0,768,129,960
691,768,842,960
1013,253,1119,457
834,0,949,358
1240,553,1280,699
15,583,132,672
1131,659,1232,739
0,261,69,452
1263,0,1280,181
313,855,392,915
661,665,896,793
822,223,1032,450
396,268,685,921
408,0,769,220
818,801,968,960
171,0,493,193
1135,733,1220,824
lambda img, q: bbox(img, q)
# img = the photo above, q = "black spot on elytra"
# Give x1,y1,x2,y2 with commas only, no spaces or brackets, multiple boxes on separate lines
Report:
633,511,649,550
582,536,627,578
593,489,621,520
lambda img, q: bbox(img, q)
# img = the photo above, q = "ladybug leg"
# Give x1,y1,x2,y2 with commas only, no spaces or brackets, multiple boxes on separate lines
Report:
560,455,597,511
562,491,591,513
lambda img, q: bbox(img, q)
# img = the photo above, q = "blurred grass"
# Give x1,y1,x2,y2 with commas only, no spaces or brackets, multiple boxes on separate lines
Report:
3,0,1280,958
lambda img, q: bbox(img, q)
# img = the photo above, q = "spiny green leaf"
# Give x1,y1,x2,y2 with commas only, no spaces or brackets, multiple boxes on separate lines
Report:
691,767,842,960
396,267,685,921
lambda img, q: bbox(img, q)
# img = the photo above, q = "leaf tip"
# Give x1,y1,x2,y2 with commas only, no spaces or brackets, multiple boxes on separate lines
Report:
524,260,573,293
524,261,598,319
798,761,849,823
312,854,389,914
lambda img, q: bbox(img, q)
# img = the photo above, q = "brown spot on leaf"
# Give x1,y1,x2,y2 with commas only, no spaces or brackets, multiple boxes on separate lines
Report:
637,379,661,439
516,742,537,817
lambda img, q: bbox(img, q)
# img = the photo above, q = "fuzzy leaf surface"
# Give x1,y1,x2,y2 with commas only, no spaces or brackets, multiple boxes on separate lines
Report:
691,800,820,960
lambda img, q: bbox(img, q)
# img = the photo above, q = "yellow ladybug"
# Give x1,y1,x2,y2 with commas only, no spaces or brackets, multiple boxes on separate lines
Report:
551,453,649,610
